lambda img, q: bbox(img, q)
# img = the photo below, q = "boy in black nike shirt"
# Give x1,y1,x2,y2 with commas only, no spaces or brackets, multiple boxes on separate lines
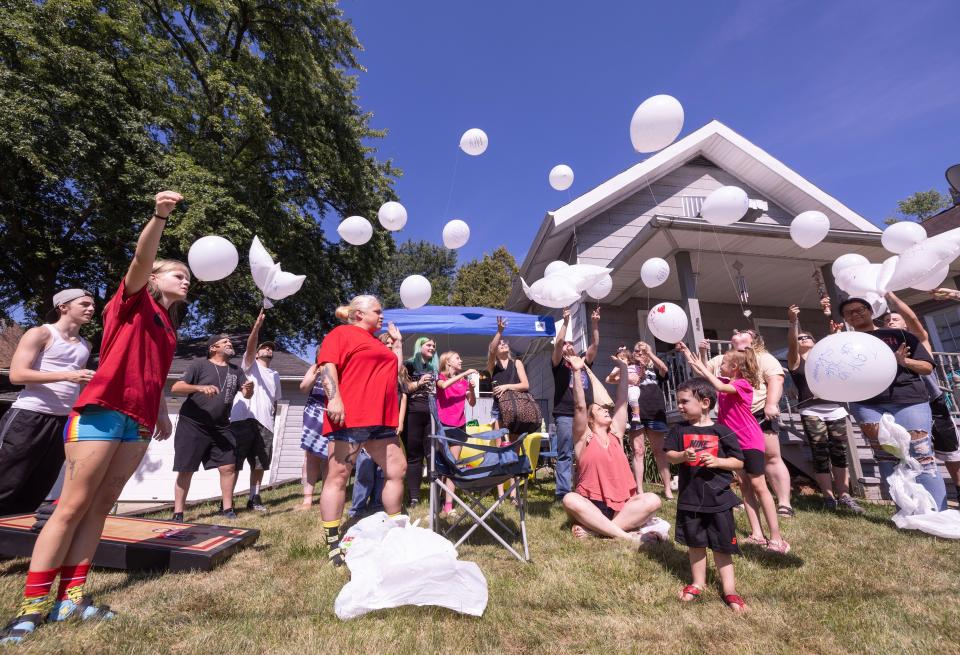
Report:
665,377,748,612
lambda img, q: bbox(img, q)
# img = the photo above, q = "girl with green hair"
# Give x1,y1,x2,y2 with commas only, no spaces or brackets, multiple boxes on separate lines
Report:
401,336,438,506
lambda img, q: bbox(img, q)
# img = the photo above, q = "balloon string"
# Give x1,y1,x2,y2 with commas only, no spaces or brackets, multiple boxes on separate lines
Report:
710,224,747,316
443,151,460,218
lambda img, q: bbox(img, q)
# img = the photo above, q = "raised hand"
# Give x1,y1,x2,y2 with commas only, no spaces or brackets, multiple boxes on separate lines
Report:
562,307,571,322
496,316,507,332
591,307,601,323
788,304,800,324
154,190,183,218
386,321,402,342
564,353,585,371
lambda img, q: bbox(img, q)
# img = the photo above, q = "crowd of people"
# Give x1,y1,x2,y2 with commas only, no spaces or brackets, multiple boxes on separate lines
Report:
1,190,959,640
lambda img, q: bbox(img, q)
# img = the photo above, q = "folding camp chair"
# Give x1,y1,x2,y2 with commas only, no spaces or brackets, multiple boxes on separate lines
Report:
427,403,532,562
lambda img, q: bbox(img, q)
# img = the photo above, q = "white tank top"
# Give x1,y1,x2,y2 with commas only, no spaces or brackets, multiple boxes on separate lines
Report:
11,324,92,416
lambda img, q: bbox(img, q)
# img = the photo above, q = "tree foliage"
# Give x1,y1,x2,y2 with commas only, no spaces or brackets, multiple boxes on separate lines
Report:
451,246,518,308
0,0,397,349
884,189,951,225
372,239,457,308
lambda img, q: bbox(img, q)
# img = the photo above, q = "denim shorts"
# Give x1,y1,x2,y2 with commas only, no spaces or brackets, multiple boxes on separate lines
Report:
631,419,668,433
848,402,932,433
329,425,397,443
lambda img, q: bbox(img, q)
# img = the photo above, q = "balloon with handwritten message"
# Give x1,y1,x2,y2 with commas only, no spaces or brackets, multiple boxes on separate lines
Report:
805,332,897,402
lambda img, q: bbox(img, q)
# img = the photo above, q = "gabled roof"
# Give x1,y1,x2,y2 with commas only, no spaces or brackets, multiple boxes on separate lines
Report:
519,119,879,278
169,334,310,379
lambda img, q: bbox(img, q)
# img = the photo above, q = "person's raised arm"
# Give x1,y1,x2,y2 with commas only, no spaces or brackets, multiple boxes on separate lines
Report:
243,309,266,371
566,354,589,444
787,304,801,371
585,307,600,365
609,355,629,436
437,368,476,390
932,288,960,302
9,327,94,385
551,307,570,366
488,316,507,373
676,342,737,395
885,291,930,348
299,363,321,394
639,341,668,376
124,191,183,297
605,366,621,385
386,322,404,371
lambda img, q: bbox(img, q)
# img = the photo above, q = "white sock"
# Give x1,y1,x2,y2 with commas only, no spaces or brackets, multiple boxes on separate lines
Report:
250,482,260,497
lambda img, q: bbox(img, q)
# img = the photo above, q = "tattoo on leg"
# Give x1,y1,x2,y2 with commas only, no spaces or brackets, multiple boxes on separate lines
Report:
66,452,95,480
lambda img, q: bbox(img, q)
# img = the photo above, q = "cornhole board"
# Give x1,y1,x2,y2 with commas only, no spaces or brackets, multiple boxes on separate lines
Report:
0,515,259,572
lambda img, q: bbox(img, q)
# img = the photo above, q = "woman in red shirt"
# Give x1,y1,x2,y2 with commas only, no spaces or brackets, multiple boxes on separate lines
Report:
561,354,663,544
2,192,188,644
316,294,406,566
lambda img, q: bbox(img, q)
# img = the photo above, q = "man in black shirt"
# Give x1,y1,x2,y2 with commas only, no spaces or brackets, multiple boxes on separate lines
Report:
839,296,947,511
171,334,254,520
551,306,599,501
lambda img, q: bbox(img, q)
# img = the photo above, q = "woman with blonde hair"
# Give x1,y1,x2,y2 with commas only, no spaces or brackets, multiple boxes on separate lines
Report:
436,350,477,515
2,192,189,644
316,295,406,566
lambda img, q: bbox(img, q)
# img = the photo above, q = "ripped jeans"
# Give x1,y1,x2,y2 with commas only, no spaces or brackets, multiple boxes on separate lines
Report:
849,401,947,511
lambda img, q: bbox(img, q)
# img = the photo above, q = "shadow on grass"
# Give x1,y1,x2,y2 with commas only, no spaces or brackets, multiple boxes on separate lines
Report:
644,541,691,583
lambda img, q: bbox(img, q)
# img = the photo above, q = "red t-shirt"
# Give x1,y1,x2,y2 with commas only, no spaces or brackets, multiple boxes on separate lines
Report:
316,324,399,435
74,280,177,429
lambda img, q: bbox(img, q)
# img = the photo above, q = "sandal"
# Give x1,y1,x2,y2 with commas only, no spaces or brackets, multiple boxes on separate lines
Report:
741,535,767,547
777,505,796,517
723,593,749,612
766,538,791,555
49,596,115,623
679,585,703,602
0,613,44,645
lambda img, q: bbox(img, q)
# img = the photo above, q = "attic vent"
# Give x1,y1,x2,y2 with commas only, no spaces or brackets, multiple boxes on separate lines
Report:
681,196,705,218
686,155,719,168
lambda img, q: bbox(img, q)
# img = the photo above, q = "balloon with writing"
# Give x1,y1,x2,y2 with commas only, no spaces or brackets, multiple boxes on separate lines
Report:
805,331,898,402
647,303,688,343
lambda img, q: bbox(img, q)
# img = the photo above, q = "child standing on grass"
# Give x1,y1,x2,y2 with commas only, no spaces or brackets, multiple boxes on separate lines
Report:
677,342,790,554
665,378,747,612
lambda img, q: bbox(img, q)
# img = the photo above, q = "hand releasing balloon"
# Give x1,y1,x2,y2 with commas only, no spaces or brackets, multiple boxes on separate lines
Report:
377,201,407,231
629,95,684,153
400,275,432,309
549,165,574,191
790,211,830,249
640,257,670,288
805,332,898,402
647,303,688,343
459,128,488,156
248,236,305,308
188,236,239,282
442,220,470,249
701,186,749,226
338,215,373,246
881,221,926,254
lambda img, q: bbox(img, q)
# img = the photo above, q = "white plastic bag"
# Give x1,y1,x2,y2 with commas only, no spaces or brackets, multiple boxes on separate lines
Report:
877,414,960,538
334,512,489,620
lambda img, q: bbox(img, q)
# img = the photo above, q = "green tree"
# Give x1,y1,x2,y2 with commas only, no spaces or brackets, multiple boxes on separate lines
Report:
452,246,518,308
884,189,951,225
0,0,397,348
373,240,457,308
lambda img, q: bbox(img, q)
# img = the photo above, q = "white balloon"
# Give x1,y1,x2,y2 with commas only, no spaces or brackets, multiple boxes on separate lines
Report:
248,236,306,305
399,275,432,309
640,257,670,288
586,274,613,300
521,276,580,309
549,164,574,191
377,201,408,231
885,238,960,292
805,332,898,402
700,186,749,226
629,95,684,153
563,264,613,293
881,221,927,254
338,215,373,246
911,263,950,291
878,256,899,294
544,260,570,277
835,263,881,297
187,236,239,282
647,303,688,344
265,270,306,301
459,128,488,156
442,219,470,249
831,253,870,279
790,211,831,249
863,292,888,317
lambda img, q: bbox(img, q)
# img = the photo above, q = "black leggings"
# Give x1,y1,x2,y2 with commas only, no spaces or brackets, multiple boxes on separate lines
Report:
402,409,432,501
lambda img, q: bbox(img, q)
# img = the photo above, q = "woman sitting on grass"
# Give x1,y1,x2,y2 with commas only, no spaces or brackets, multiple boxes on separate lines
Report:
561,353,662,544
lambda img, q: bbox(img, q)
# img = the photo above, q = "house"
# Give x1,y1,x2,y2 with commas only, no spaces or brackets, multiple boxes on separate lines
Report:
119,334,312,502
506,120,960,497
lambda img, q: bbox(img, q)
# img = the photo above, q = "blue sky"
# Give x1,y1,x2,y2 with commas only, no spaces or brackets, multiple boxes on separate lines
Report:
340,0,960,266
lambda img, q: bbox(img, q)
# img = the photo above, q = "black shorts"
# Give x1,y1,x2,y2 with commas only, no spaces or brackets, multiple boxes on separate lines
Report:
752,410,779,434
590,498,615,520
0,408,67,515
675,509,740,554
230,419,273,470
173,416,236,472
741,448,765,475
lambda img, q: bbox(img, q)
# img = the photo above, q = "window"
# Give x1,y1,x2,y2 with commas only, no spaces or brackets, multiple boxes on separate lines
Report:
925,306,960,353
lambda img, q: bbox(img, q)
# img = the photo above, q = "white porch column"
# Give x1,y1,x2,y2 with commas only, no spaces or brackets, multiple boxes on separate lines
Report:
675,251,704,349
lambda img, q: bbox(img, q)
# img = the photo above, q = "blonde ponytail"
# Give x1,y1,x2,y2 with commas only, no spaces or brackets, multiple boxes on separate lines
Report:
336,295,380,324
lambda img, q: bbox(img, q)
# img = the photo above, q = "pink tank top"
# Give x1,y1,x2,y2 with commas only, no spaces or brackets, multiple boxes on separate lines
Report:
575,432,638,510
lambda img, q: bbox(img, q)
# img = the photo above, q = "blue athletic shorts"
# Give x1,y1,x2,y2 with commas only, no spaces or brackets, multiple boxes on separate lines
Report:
64,407,149,443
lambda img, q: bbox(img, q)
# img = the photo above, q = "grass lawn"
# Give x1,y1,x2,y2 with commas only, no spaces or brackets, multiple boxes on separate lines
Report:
1,481,958,654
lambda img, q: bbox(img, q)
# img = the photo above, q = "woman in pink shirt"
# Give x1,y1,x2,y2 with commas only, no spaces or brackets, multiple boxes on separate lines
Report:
678,343,789,554
436,351,476,515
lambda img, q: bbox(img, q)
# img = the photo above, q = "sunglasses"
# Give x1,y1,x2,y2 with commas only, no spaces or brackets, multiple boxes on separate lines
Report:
797,335,813,342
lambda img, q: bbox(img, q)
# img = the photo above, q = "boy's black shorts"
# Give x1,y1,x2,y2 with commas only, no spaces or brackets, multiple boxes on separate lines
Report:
675,508,740,554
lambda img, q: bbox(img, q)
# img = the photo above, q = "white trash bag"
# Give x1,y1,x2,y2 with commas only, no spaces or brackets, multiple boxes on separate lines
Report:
334,512,489,620
877,413,960,538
